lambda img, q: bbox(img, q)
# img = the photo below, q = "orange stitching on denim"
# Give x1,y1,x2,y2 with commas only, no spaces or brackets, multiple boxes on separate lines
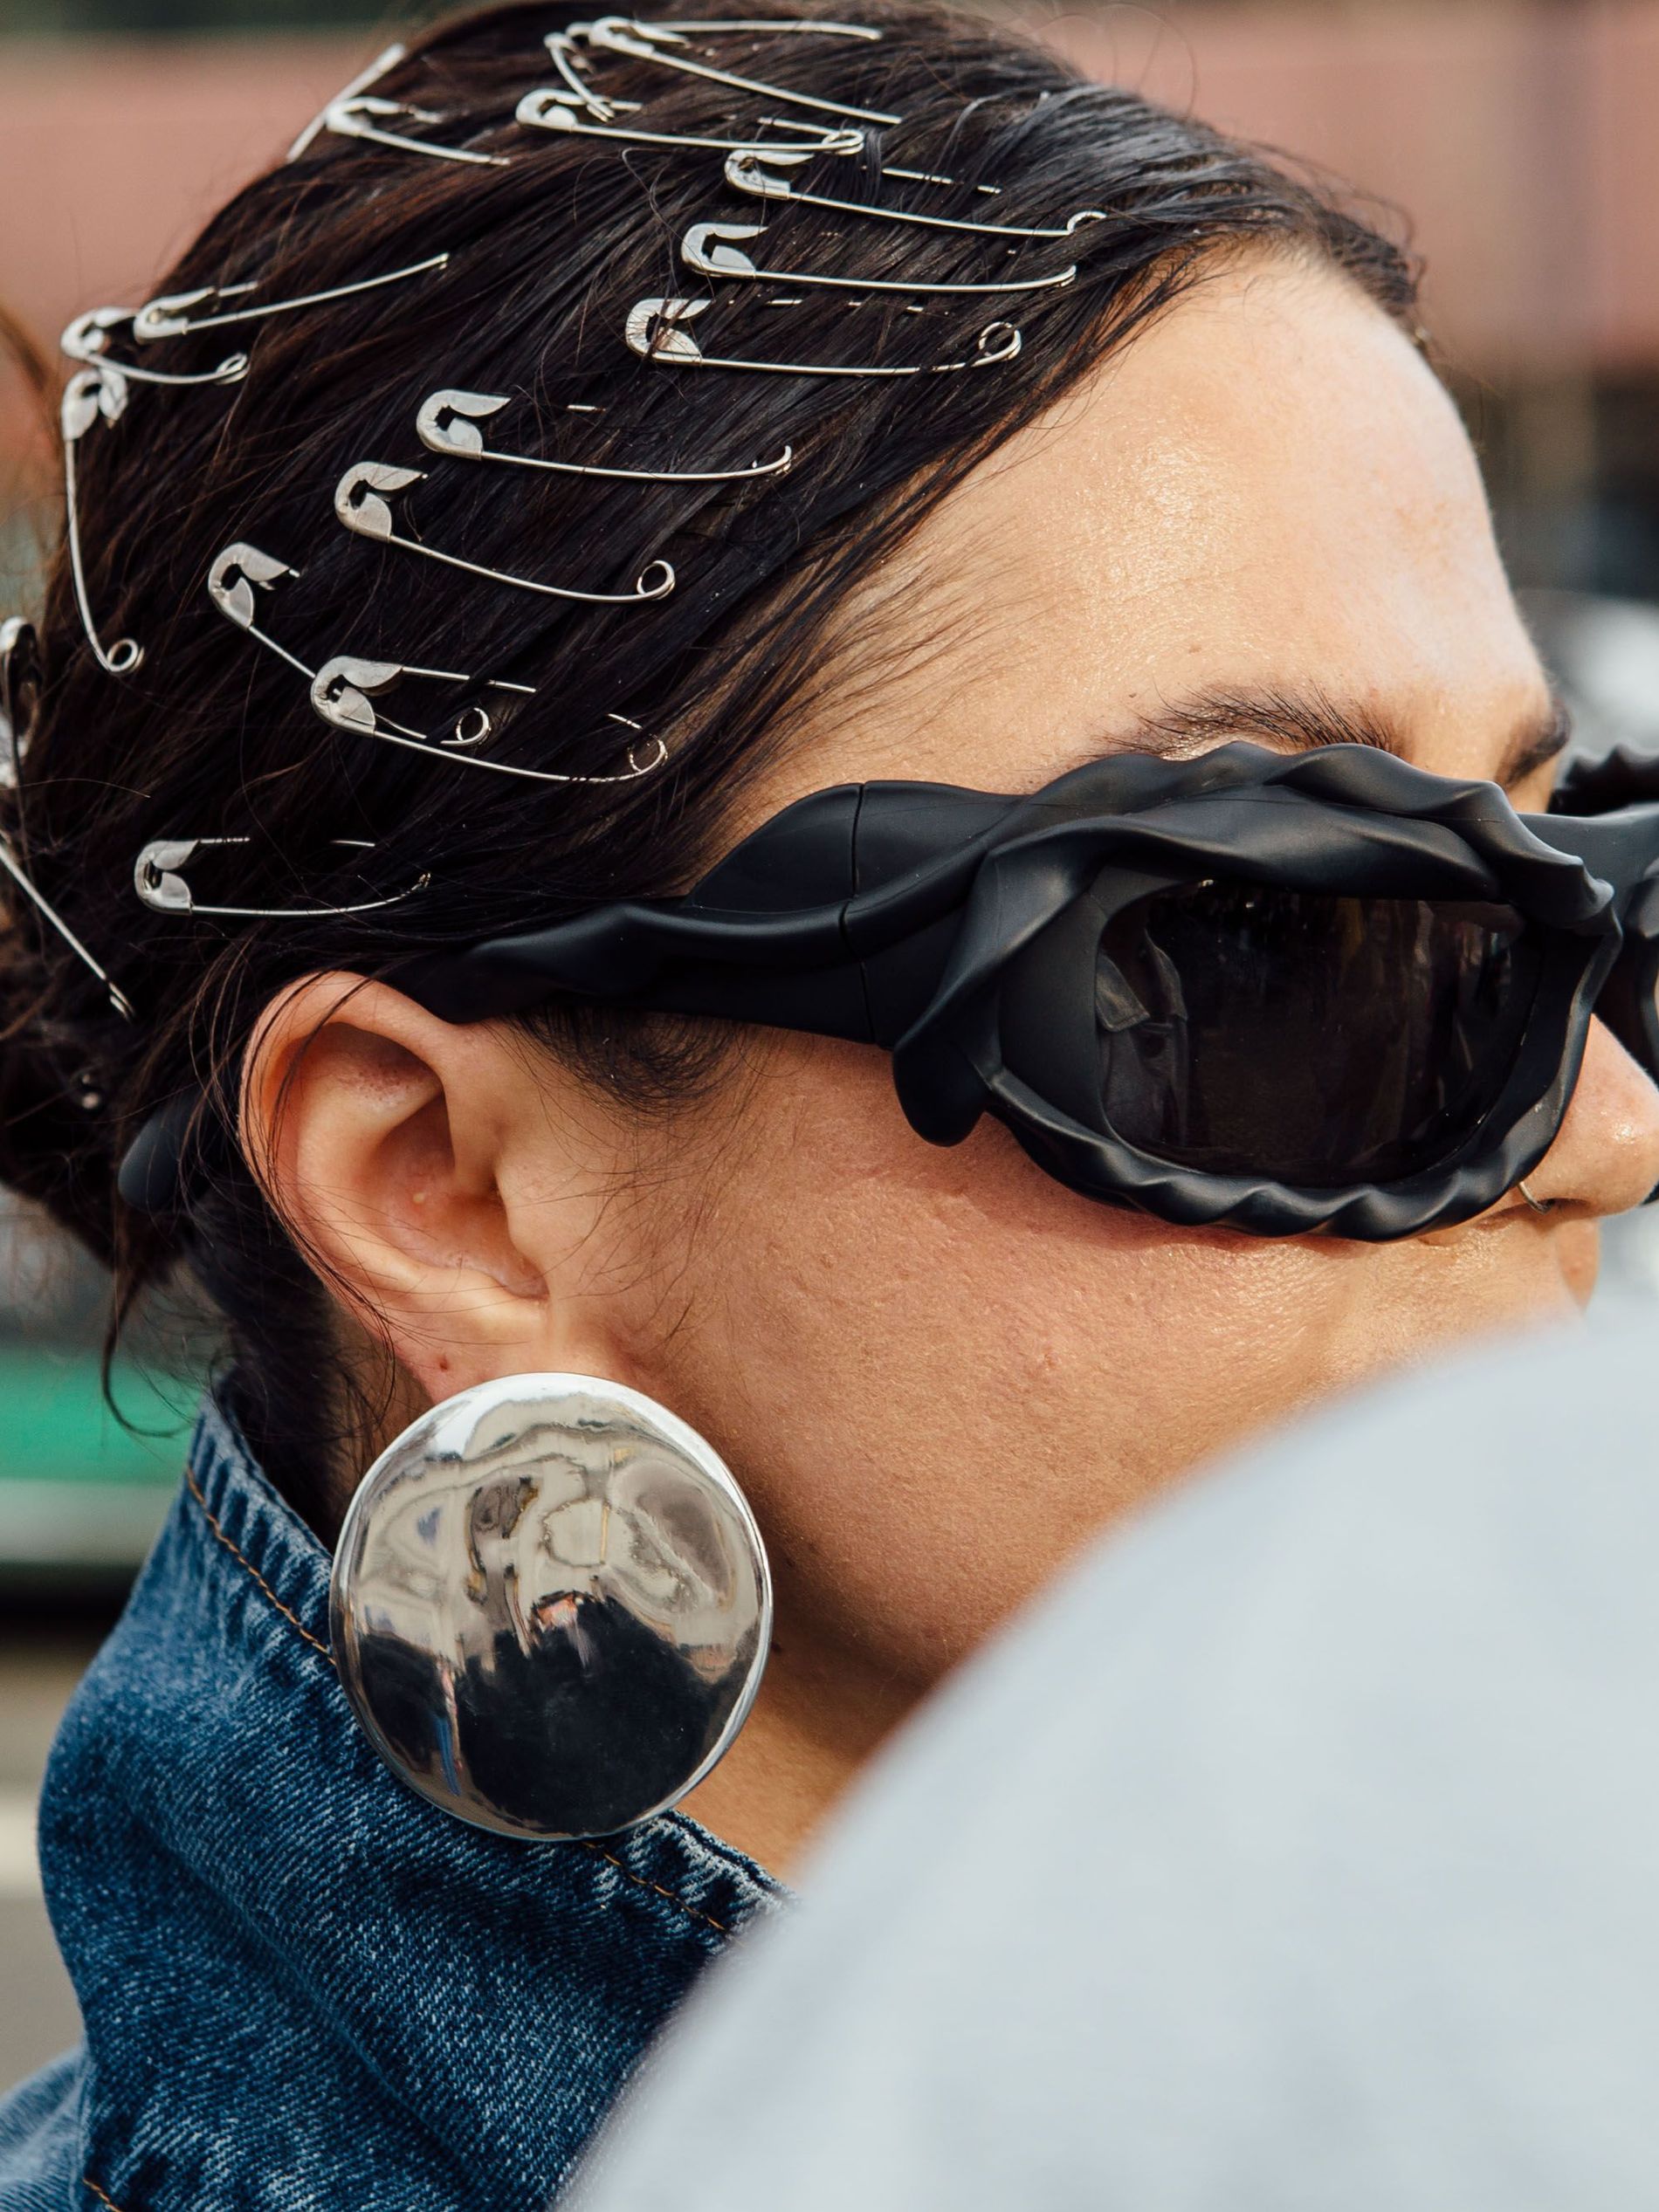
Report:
182,1464,333,1664
84,2175,123,2212
578,1843,733,1937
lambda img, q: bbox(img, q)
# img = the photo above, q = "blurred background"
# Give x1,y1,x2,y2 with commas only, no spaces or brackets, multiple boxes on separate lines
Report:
2,0,1657,2093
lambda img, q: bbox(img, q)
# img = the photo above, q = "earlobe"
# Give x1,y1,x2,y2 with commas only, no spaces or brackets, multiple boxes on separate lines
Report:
238,972,556,1398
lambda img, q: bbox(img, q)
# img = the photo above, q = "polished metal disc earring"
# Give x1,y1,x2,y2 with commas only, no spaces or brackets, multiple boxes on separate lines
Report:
331,1373,773,1841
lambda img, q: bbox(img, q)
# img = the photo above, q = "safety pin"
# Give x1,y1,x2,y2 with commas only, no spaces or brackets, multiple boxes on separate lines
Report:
416,388,793,484
134,836,426,919
288,42,406,160
208,542,661,785
323,94,509,168
133,253,449,344
2,604,131,1014
210,542,524,747
208,542,313,681
624,296,1022,376
61,368,143,677
62,307,248,388
0,619,133,1013
582,16,900,127
600,17,883,33
310,656,533,750
735,122,996,190
543,29,640,121
514,87,860,158
209,542,495,741
309,657,666,781
334,464,677,604
738,130,1001,194
872,160,1001,196
681,220,1076,295
1,831,134,1016
723,149,1102,236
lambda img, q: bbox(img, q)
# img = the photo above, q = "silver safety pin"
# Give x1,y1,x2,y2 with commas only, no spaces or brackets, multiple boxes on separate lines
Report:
310,656,533,750
61,368,142,677
514,87,861,158
334,464,677,605
323,94,509,168
134,835,425,919
722,148,1103,235
62,307,248,388
0,828,133,1018
543,29,639,121
210,541,524,747
416,388,793,484
602,16,883,32
582,16,899,127
133,254,449,344
2,604,131,1016
681,220,1076,295
208,542,661,785
624,296,1023,377
208,542,314,682
288,42,407,160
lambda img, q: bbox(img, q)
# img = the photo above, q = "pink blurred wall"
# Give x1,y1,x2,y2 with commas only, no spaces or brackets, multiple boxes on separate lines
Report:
1052,0,1659,376
1,0,1656,457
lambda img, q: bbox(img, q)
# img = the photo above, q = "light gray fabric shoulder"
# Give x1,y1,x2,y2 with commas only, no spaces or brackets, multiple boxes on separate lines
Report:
576,1311,1659,2212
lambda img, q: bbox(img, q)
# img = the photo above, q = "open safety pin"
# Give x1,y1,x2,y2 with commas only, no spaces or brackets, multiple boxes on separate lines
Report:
334,464,677,604
625,296,1022,376
62,307,247,388
209,541,529,746
288,42,407,160
134,836,426,920
133,254,448,343
61,369,142,677
682,220,1076,294
515,87,860,158
416,388,793,484
0,829,134,1016
722,149,1103,236
543,29,639,121
207,542,661,783
323,94,508,167
582,16,900,127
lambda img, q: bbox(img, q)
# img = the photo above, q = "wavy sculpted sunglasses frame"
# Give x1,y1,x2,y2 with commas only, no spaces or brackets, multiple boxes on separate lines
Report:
392,742,1659,1242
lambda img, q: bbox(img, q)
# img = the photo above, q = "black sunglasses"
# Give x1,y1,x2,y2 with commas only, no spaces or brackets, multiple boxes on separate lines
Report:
384,741,1659,1240
123,742,1659,1240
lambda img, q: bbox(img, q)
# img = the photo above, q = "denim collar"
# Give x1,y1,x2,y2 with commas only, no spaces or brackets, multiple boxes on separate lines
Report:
38,1391,785,2212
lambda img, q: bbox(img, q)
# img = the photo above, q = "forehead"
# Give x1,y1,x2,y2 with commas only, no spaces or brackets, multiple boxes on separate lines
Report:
749,252,1550,818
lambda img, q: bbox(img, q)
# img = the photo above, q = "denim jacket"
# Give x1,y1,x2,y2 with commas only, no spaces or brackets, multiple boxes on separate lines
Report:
0,1391,785,2212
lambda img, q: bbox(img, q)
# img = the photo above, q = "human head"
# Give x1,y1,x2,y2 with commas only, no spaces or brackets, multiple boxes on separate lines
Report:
4,1,1656,1849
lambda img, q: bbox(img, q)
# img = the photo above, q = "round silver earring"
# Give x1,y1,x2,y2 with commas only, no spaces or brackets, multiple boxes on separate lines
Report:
330,1373,771,1842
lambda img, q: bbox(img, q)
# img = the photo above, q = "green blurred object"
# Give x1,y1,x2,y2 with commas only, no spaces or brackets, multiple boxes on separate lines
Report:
0,1347,189,1574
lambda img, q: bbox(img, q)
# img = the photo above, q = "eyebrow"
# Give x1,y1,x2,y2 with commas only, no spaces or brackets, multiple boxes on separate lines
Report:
1100,684,1574,792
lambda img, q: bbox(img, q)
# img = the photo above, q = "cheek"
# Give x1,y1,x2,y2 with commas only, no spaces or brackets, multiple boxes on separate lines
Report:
650,1039,1587,1686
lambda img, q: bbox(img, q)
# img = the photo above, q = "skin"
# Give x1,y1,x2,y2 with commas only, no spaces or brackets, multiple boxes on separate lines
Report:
243,254,1659,1875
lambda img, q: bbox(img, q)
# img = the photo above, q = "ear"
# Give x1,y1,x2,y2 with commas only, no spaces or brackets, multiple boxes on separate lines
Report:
238,972,627,1404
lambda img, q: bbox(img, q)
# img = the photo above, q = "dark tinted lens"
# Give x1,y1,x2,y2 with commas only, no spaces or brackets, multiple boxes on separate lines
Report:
1096,881,1539,1186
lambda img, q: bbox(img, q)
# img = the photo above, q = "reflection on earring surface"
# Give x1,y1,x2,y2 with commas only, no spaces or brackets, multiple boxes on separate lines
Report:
331,1372,772,1841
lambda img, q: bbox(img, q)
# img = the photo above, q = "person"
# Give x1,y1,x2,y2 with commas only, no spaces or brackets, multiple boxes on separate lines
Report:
572,1309,1659,2212
3,3,1659,2206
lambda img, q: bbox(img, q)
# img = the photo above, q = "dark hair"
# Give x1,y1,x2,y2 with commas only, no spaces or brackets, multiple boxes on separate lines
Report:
0,0,1419,1515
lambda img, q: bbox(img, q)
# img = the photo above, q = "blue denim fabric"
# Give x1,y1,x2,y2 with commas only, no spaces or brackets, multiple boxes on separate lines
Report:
0,1391,785,2212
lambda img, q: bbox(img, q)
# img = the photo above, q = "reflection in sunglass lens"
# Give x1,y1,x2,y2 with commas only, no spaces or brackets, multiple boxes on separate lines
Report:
1096,881,1539,1186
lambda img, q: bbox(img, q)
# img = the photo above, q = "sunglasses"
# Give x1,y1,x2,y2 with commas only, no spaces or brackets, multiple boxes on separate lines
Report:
392,741,1659,1241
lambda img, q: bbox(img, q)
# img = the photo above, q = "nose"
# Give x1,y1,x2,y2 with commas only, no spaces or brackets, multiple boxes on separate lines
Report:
1521,1015,1659,1218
